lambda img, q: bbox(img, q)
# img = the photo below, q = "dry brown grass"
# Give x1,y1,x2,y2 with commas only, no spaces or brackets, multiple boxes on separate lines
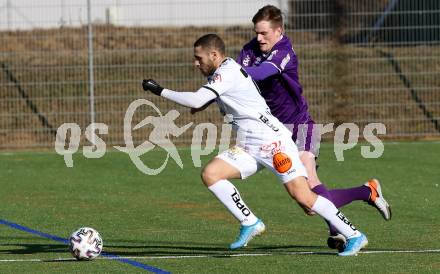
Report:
1,26,439,148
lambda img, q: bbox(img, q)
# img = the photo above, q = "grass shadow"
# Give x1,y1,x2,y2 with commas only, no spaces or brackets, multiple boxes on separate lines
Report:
0,243,68,255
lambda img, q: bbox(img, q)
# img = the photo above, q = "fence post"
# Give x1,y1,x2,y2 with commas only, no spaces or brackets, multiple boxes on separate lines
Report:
87,0,95,141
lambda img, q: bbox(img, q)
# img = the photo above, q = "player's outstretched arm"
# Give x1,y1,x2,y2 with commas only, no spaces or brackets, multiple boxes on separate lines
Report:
142,79,217,109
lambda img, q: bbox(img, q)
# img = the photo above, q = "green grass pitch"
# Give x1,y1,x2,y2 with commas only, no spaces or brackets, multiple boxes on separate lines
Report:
0,141,439,273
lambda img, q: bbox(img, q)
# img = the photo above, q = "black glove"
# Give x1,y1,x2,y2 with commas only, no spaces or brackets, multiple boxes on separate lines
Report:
142,79,164,96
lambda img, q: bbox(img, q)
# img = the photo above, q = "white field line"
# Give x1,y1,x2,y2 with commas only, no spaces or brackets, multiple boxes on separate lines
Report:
1,249,440,262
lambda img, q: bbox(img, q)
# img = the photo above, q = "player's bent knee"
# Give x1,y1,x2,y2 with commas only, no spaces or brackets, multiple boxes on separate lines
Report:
201,157,242,187
201,165,222,186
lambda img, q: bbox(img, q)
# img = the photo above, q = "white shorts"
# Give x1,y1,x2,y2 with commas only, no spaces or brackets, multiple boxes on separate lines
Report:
216,135,308,183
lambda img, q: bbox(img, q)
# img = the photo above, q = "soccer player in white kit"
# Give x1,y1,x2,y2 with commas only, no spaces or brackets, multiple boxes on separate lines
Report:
142,34,367,256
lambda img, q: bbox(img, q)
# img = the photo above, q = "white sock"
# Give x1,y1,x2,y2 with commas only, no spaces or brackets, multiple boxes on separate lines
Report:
311,195,360,239
208,179,258,226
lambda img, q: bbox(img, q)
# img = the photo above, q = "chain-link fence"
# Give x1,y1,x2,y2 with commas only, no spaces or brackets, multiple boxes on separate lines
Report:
1,0,439,149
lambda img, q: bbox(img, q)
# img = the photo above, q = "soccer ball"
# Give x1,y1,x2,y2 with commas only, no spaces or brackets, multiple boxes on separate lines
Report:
69,227,103,260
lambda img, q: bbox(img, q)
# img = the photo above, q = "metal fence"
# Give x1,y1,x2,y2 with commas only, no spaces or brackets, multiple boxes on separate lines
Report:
0,0,439,149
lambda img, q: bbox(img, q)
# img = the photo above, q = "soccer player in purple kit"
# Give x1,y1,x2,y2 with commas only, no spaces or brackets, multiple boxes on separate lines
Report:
237,5,391,251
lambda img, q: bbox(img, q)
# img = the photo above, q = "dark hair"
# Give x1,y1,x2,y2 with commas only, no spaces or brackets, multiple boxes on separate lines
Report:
193,33,225,55
252,5,283,29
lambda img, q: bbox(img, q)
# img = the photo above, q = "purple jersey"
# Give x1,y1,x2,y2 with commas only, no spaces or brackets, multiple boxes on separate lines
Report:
237,36,312,125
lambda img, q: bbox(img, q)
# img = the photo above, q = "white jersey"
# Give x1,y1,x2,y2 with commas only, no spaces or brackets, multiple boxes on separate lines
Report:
202,58,291,141
160,57,307,182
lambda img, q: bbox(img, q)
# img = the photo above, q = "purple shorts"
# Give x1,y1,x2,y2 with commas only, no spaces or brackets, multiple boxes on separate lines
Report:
286,122,321,157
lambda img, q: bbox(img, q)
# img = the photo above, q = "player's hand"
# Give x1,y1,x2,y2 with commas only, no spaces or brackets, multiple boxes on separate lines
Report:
142,79,163,96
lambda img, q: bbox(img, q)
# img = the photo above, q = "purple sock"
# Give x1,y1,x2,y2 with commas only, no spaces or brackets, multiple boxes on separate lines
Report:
311,184,339,235
312,184,332,200
329,185,371,208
